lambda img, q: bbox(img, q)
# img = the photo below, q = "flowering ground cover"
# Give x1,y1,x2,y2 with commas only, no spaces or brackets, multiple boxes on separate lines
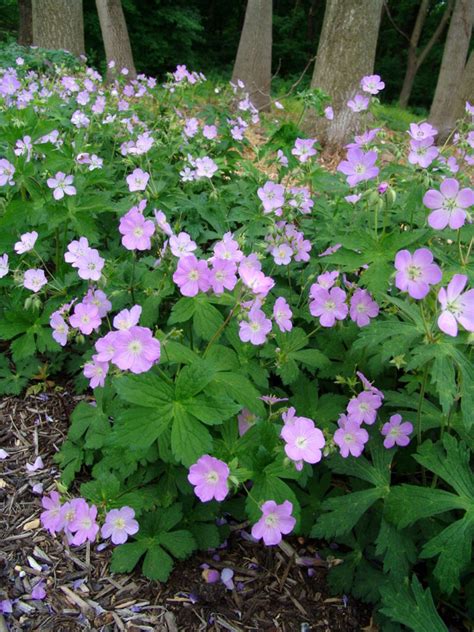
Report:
0,50,473,630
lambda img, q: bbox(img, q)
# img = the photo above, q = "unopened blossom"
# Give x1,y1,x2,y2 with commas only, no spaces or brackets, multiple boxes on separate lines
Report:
239,307,272,345
333,415,369,458
40,491,62,535
69,500,100,546
83,288,112,318
261,395,288,405
83,358,109,388
381,414,413,449
169,232,197,258
347,94,370,112
209,258,237,294
378,181,389,195
173,255,210,297
407,122,437,141
113,305,142,330
356,371,385,401
14,135,33,160
324,106,334,120
101,507,139,544
0,254,8,278
408,138,439,168
349,289,379,327
238,409,258,436
112,326,161,373
0,159,15,186
394,248,442,299
360,74,385,95
288,186,313,214
154,209,173,236
195,156,218,178
23,268,47,293
119,207,155,250
347,391,382,425
126,168,150,192
337,148,379,187
47,172,76,200
291,138,317,163
69,303,101,335
50,312,69,346
423,178,473,230
281,417,325,464
273,297,293,332
257,181,285,214
309,286,348,327
437,274,474,337
345,194,361,204
277,149,289,167
251,500,296,546
188,455,230,502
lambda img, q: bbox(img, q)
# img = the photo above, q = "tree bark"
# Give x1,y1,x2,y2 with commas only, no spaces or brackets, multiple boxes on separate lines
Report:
453,50,474,122
398,0,454,108
429,0,474,139
231,0,273,111
32,0,85,57
18,0,33,46
306,0,383,147
95,0,136,80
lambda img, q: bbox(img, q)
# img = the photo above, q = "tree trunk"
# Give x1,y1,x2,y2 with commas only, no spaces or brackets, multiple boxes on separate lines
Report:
231,0,273,111
453,50,474,122
429,0,474,139
95,0,136,80
306,0,383,147
399,0,429,108
32,0,85,57
18,0,33,46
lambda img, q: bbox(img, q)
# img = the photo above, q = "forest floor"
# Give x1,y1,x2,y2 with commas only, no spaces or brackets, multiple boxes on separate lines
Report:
0,390,373,632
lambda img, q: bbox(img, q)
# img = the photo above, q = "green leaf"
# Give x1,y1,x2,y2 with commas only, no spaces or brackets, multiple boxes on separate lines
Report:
380,575,448,632
212,371,265,416
114,372,174,407
186,394,241,424
110,541,147,574
385,486,466,527
142,545,174,582
193,298,224,340
111,405,173,449
167,297,195,325
430,350,457,415
312,488,384,538
171,403,212,466
247,473,300,524
68,401,110,449
159,530,196,559
175,360,217,400
375,519,416,582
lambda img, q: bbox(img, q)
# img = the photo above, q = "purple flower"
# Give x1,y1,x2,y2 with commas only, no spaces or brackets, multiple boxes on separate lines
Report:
316,271,339,289
209,258,237,294
195,156,218,178
69,303,101,335
95,331,118,362
324,106,334,120
271,243,293,265
47,172,76,200
0,159,15,186
26,456,44,472
0,253,8,278
154,209,173,236
356,371,384,401
381,414,413,448
69,500,100,545
349,289,379,327
394,248,442,299
40,491,63,535
238,408,258,436
251,500,296,546
345,194,361,204
83,288,112,318
291,138,317,163
360,75,384,95
83,358,109,388
407,123,437,141
50,312,69,346
333,415,369,458
309,286,348,327
337,148,379,187
277,149,289,167
203,124,218,139
423,178,473,230
23,268,47,293
288,186,313,214
221,568,234,590
213,232,243,262
408,139,439,168
169,232,197,258
126,168,150,192
347,94,369,112
112,326,161,373
119,206,155,250
173,255,210,297
346,128,380,149
101,506,139,544
437,274,474,337
273,297,293,332
257,181,285,214
281,417,325,465
260,395,288,405
14,231,38,254
188,455,230,502
239,307,272,345
72,245,105,281
346,391,382,425
113,305,142,330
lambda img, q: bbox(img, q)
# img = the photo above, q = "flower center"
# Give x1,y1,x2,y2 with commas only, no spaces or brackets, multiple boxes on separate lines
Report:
407,265,422,280
188,270,199,281
133,227,144,237
344,433,355,444
128,340,142,355
295,436,308,449
355,164,366,174
250,321,261,332
81,517,92,529
324,300,336,311
205,470,219,484
114,517,126,529
264,512,279,528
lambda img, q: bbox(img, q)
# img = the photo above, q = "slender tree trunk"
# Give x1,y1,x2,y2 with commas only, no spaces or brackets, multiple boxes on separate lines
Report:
398,0,454,108
31,0,85,57
429,0,474,139
453,50,474,122
231,0,273,111
95,0,136,80
18,0,33,46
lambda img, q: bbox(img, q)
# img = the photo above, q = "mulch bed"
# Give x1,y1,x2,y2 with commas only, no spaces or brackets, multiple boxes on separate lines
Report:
0,390,372,631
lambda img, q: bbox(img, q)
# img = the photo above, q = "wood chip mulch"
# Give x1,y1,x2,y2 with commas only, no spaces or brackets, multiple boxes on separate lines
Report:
0,390,373,631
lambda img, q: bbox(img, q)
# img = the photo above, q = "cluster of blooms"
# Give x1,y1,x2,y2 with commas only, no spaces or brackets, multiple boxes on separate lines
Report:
64,236,105,281
40,491,138,545
257,181,314,216
164,64,206,91
347,74,384,113
179,154,219,181
407,122,439,168
309,271,379,328
265,221,311,265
